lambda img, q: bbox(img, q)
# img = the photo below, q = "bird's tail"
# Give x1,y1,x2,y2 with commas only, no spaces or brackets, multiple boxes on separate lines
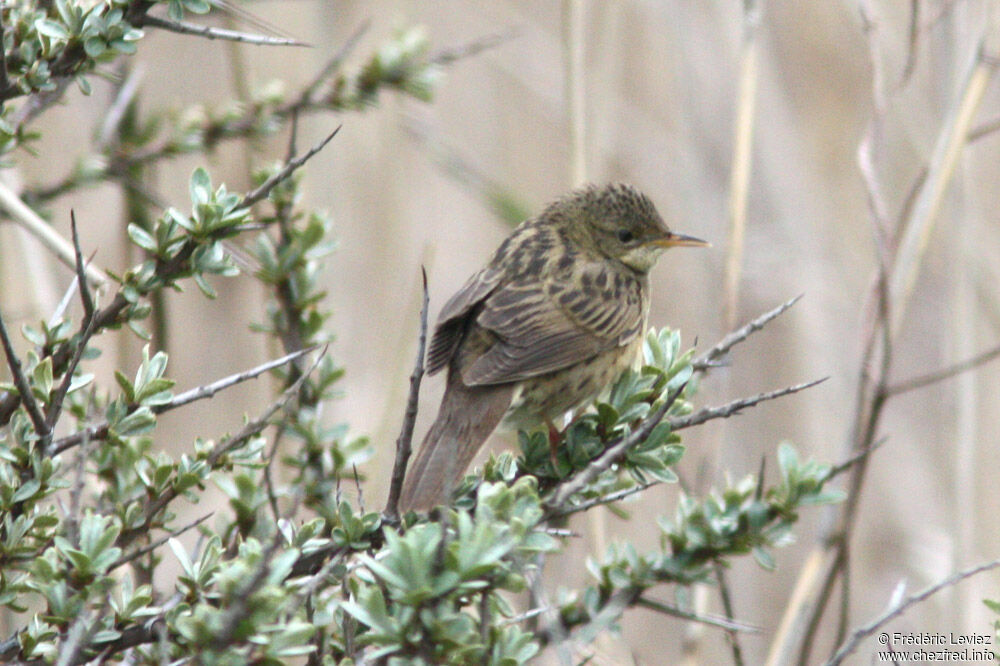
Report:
399,371,513,513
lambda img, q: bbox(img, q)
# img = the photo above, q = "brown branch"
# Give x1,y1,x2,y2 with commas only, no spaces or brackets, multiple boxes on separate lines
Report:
886,342,1000,396
668,378,827,432
135,13,309,47
118,349,323,545
693,295,802,371
50,346,315,455
635,596,760,634
384,268,430,520
111,512,213,571
241,126,340,208
544,382,687,513
0,308,50,440
824,558,1000,666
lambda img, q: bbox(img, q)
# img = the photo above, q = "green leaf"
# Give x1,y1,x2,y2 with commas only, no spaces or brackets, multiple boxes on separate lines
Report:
31,358,53,402
127,224,157,252
12,479,41,503
35,19,70,40
189,167,212,206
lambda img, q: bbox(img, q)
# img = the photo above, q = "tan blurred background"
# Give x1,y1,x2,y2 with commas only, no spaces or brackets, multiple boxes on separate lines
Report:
2,1,1000,663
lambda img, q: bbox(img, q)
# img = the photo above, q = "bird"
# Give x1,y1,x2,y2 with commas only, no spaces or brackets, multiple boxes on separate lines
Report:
398,182,707,512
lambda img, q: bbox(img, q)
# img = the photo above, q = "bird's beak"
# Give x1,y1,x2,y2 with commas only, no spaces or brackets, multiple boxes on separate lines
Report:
652,231,710,248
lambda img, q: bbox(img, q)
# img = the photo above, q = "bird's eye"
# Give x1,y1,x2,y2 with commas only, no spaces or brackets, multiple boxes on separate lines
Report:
616,229,635,243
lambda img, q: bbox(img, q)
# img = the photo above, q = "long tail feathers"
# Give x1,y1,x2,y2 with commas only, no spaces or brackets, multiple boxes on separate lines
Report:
399,372,513,513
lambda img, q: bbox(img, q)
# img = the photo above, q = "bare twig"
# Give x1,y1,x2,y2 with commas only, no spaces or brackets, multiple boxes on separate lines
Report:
887,38,999,337
431,28,520,66
0,179,108,288
136,13,309,47
823,436,887,483
241,126,340,208
69,213,96,319
693,295,802,371
111,513,213,571
121,350,321,544
43,215,101,437
544,382,687,512
50,345,316,455
8,77,73,130
550,482,655,518
384,268,430,520
301,20,371,103
824,559,1000,666
715,563,745,666
55,605,102,666
0,308,50,440
886,342,1000,396
635,596,760,634
968,115,1000,142
667,378,827,432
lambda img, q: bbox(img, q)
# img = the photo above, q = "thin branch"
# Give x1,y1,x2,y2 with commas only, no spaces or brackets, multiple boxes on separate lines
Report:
823,436,887,483
136,13,309,47
55,605,103,666
50,346,317,454
0,308,50,439
968,114,1000,142
8,77,73,130
111,512,214,571
43,216,101,436
551,481,655,518
69,212,96,319
0,180,109,288
121,349,323,544
241,126,340,208
824,558,1000,666
384,268,429,520
544,382,687,512
635,596,760,634
714,563,745,666
668,377,827,432
301,20,371,103
693,295,802,371
886,342,1000,396
96,64,145,151
430,28,520,66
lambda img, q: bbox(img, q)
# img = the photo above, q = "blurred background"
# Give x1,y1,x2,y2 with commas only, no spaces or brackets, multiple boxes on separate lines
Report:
2,1,1000,663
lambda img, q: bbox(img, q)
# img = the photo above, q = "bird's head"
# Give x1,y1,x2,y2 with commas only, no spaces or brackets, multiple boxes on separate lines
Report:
560,182,709,272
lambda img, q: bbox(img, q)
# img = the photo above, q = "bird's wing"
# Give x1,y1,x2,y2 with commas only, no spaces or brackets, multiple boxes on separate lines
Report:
425,265,504,375
462,262,645,385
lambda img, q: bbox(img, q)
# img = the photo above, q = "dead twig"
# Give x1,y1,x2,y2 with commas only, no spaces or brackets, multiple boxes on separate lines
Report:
241,127,341,208
50,346,317,455
544,382,687,513
111,512,214,571
886,342,1000,396
136,13,309,47
693,295,802,371
636,596,761,634
668,378,827,432
824,559,1000,666
384,268,430,520
0,308,50,440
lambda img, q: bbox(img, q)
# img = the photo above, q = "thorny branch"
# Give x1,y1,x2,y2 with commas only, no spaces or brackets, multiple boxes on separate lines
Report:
49,346,317,455
824,558,1000,666
384,268,430,521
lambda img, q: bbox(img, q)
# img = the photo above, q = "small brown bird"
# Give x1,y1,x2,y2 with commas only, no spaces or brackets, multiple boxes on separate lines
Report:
399,183,707,511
